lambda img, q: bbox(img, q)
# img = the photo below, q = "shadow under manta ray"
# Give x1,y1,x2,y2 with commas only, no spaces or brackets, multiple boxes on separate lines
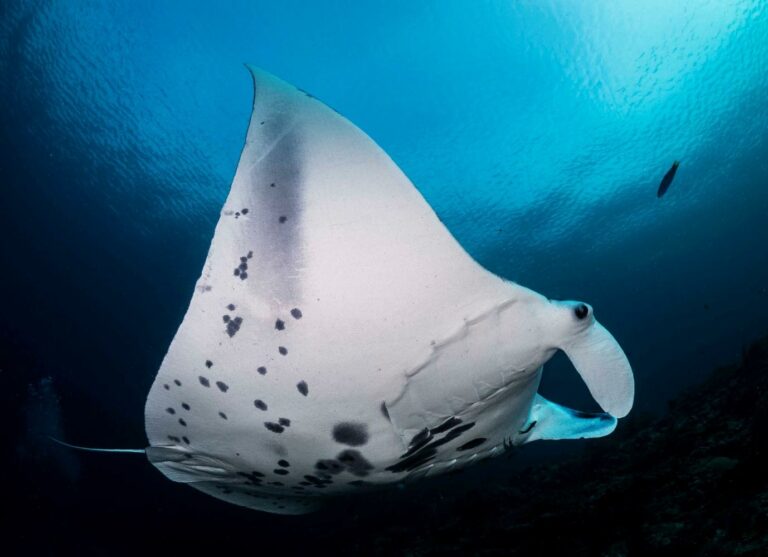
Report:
58,66,634,515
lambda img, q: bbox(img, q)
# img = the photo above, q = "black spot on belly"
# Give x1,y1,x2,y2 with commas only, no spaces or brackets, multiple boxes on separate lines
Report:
273,469,289,476
436,422,476,445
278,459,290,467
316,459,344,475
254,399,267,411
226,316,243,337
265,422,284,433
165,407,175,415
278,215,287,223
337,451,354,463
296,381,308,396
222,315,230,323
174,379,182,386
163,384,170,390
216,381,229,393
386,447,437,473
178,418,187,427
205,360,213,368
431,416,462,434
227,304,236,311
457,438,487,451
199,376,210,387
247,251,253,259
238,471,265,485
168,435,181,443
275,319,285,330
278,417,291,427
388,422,477,473
181,402,190,411
290,308,302,319
332,422,369,446
337,450,374,477
409,428,431,449
241,208,249,215
218,411,228,420
278,346,287,355
234,256,250,280
257,366,267,375
182,436,190,444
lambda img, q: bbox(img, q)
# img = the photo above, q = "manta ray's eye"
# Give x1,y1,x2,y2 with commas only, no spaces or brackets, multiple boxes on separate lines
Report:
574,304,589,320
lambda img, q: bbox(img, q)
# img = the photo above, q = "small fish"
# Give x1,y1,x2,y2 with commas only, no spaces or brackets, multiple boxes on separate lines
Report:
657,160,680,198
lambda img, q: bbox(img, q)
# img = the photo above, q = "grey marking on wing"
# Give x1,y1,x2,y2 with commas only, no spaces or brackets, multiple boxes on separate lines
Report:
245,117,304,304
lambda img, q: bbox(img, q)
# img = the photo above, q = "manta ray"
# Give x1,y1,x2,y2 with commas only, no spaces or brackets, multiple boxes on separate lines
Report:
63,67,634,515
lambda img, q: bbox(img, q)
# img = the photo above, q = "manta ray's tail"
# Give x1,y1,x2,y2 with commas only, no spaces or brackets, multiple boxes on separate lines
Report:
49,437,146,454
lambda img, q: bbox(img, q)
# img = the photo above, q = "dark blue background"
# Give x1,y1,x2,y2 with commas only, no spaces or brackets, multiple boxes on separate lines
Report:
2,1,767,553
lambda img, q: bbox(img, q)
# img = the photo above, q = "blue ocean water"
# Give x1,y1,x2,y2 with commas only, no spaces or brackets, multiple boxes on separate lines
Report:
2,0,767,553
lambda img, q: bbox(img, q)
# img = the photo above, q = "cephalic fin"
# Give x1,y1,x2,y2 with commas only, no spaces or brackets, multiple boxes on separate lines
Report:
560,320,634,418
521,394,617,442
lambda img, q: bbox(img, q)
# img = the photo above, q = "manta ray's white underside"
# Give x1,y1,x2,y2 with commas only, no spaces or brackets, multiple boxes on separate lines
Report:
142,67,634,514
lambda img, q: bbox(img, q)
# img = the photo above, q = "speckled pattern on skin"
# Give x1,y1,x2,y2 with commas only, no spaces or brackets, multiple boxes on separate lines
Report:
142,66,633,516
